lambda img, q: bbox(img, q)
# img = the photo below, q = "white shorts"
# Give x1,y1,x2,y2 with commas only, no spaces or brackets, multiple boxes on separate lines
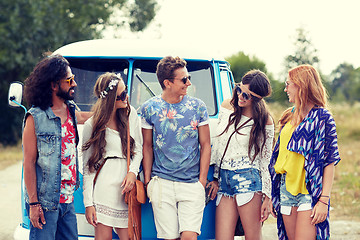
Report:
147,176,205,239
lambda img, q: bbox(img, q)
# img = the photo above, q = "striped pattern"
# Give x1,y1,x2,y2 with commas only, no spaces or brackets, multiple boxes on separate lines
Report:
269,108,341,240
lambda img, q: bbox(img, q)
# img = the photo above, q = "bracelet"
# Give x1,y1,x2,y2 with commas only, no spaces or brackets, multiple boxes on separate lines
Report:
318,199,329,206
29,204,41,208
320,195,330,198
29,201,40,206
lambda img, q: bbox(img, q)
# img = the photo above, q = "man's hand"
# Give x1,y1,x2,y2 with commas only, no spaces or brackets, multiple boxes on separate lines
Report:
199,178,207,188
29,205,46,229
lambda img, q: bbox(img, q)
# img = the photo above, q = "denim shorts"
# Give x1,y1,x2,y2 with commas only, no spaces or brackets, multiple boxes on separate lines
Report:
280,174,312,215
218,168,262,197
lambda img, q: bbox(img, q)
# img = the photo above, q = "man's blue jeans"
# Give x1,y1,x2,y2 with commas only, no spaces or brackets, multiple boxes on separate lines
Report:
27,202,78,240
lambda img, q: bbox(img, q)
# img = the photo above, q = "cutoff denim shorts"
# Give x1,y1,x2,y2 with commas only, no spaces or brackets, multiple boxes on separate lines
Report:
280,174,312,215
217,168,262,206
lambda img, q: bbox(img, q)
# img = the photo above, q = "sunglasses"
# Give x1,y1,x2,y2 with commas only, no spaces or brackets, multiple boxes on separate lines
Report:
116,87,128,101
235,85,252,101
64,75,75,86
170,75,191,84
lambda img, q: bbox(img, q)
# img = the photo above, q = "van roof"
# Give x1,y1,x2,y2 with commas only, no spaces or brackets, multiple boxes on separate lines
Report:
54,39,226,61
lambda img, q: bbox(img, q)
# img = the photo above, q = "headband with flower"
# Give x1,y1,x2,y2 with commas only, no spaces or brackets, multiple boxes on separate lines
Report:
99,73,121,99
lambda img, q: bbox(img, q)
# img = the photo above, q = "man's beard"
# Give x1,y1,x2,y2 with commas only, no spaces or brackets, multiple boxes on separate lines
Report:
57,86,75,101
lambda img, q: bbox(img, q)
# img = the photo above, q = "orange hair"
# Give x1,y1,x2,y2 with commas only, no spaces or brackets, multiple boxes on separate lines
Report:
279,64,328,129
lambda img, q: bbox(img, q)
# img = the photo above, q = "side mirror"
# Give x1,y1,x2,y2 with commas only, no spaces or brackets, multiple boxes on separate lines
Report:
8,82,27,113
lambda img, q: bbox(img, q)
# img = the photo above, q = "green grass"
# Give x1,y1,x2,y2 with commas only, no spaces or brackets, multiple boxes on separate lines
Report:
331,139,360,220
0,102,359,220
0,143,23,170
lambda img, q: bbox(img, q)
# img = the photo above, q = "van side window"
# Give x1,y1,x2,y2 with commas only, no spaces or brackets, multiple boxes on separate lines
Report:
219,64,234,101
130,60,217,116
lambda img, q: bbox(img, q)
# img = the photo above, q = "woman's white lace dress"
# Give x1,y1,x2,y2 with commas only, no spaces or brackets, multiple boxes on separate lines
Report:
82,106,142,228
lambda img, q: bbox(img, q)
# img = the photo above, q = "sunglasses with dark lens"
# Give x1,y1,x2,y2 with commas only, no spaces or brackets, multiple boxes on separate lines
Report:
64,75,75,86
235,85,251,101
180,75,191,84
116,87,128,101
170,75,191,84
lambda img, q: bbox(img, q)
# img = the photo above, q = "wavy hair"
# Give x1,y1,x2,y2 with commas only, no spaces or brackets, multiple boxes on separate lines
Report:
220,70,273,162
82,72,134,173
278,64,328,129
24,54,69,110
156,56,187,89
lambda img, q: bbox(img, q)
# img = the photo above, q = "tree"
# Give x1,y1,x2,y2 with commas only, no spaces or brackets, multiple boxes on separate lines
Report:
284,27,320,71
329,63,360,103
0,0,158,145
226,51,267,83
280,27,333,103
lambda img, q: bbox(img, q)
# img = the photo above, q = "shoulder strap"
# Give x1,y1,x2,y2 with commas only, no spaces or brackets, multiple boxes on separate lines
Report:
219,118,252,169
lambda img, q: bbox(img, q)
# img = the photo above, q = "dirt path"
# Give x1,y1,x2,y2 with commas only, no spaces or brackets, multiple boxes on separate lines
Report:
0,162,22,240
0,162,359,239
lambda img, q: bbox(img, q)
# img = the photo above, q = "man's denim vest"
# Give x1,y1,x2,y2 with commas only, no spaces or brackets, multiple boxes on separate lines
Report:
23,101,80,211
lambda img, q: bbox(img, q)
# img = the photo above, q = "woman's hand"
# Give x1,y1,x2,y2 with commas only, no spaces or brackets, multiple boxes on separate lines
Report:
260,196,271,222
206,180,219,200
121,172,136,194
268,198,277,219
311,199,329,225
29,205,46,229
85,206,97,227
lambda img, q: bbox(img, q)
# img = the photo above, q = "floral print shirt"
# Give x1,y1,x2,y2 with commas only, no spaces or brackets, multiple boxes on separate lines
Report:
59,109,77,203
141,95,209,182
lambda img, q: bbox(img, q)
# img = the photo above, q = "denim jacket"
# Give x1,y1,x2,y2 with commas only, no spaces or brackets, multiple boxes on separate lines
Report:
23,101,80,211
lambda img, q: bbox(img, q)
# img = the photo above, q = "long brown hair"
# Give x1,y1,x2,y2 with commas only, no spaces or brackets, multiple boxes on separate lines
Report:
278,64,328,129
82,72,135,173
220,70,273,162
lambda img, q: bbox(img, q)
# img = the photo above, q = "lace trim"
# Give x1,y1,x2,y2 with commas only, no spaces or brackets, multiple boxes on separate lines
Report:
211,108,274,197
95,203,128,219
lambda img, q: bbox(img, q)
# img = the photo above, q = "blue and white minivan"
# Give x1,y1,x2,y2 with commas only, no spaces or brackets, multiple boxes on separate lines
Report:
9,39,235,239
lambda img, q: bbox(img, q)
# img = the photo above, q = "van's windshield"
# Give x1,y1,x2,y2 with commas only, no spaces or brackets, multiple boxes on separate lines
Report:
130,60,216,115
67,58,217,115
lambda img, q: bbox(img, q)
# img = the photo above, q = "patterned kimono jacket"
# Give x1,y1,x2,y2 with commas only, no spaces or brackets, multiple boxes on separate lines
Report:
269,107,341,240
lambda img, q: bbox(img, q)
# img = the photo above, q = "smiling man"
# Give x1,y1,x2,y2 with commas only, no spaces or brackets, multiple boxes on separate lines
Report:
22,54,90,240
141,56,211,240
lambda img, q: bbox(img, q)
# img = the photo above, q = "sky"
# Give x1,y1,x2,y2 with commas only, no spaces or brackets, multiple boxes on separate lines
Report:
105,0,360,78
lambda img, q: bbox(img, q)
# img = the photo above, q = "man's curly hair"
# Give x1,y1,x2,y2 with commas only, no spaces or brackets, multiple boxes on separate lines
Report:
24,54,69,110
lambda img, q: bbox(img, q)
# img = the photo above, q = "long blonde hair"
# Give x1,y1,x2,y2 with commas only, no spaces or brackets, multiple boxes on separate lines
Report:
82,72,134,173
279,64,328,129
